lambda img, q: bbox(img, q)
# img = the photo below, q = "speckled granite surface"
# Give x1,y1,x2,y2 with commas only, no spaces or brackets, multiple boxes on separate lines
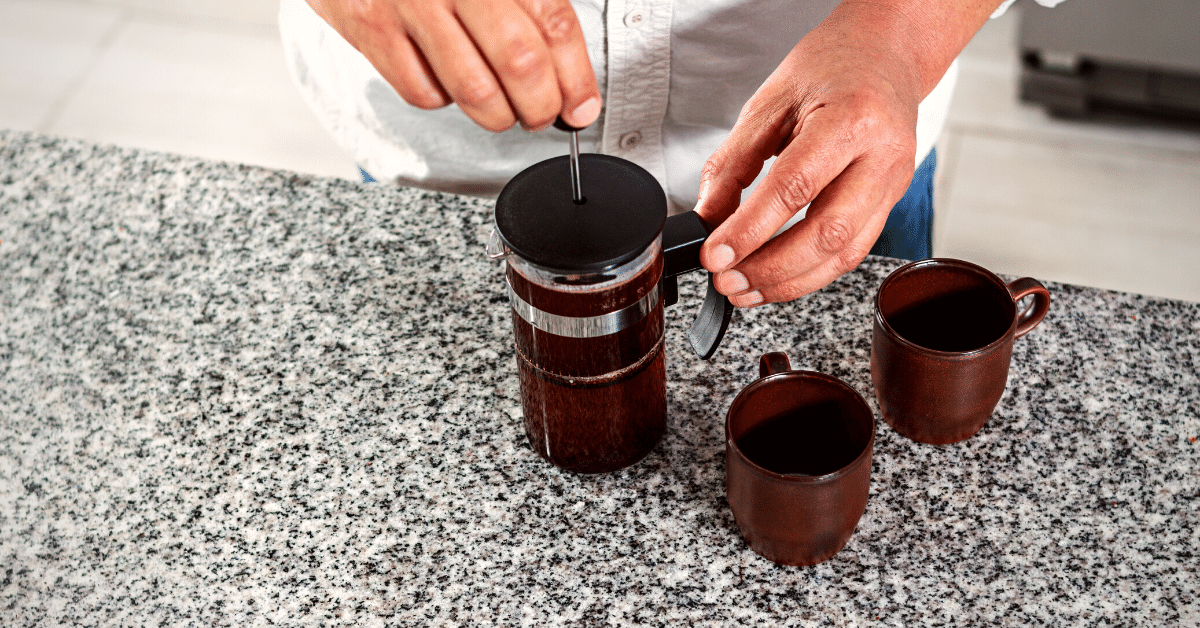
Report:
1,130,1198,626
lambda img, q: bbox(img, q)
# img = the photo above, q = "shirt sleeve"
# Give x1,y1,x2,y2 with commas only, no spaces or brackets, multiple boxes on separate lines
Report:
991,0,1070,19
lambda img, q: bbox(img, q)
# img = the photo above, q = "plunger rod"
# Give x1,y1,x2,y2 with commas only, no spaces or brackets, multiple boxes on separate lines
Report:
554,116,585,204
568,129,583,204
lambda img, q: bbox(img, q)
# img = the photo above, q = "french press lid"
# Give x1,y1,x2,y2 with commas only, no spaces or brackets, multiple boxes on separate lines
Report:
493,133,734,360
494,154,666,273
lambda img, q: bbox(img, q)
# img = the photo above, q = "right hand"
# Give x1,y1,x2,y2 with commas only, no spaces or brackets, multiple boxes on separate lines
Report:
305,0,602,132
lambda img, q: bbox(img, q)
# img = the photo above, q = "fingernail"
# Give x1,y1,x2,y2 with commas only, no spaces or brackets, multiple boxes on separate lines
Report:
570,97,601,126
733,290,763,308
709,244,735,271
720,269,749,294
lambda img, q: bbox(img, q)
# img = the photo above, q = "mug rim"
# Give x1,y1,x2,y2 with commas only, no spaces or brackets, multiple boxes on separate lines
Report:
874,258,1017,359
725,370,876,484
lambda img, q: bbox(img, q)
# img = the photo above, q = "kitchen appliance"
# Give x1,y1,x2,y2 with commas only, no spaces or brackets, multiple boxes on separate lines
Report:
1019,0,1200,120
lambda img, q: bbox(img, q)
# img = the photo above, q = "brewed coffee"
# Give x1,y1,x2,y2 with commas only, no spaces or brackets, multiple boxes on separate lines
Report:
508,251,666,474
885,287,1011,352
735,401,863,476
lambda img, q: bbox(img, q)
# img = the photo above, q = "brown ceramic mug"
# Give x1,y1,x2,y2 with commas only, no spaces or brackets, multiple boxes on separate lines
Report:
725,353,875,566
871,258,1051,445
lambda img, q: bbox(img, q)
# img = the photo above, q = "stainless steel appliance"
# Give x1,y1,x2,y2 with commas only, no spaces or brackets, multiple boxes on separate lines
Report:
1019,0,1200,120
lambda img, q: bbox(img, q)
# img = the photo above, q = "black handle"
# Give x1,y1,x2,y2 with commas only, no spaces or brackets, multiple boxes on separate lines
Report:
662,212,734,360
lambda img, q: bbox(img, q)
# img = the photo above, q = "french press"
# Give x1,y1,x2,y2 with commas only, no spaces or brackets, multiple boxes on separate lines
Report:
487,126,734,474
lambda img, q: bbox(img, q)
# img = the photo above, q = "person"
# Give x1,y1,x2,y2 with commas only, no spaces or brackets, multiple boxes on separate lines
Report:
279,0,1063,307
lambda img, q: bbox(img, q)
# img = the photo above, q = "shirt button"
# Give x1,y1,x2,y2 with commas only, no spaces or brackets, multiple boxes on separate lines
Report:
624,9,647,28
619,131,642,150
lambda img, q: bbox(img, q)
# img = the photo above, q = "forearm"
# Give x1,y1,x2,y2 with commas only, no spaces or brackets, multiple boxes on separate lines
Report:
826,0,1006,97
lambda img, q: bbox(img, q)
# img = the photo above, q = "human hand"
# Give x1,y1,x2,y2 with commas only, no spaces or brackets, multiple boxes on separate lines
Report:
304,0,602,132
694,3,928,307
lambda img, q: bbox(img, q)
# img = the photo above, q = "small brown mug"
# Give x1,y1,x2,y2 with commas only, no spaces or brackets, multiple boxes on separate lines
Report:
725,353,875,566
871,258,1051,445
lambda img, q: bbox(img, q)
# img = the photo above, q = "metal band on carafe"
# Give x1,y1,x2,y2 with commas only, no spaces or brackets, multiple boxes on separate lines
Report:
507,280,661,338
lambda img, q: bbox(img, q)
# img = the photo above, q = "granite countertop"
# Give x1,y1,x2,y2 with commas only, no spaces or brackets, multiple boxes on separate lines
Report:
1,130,1198,626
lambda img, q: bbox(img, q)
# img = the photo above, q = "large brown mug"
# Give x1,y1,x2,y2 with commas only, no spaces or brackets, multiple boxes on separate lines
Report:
871,258,1051,445
725,353,875,566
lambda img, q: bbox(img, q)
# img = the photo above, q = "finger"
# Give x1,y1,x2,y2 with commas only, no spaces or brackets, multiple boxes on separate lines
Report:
729,206,891,307
717,156,908,306
694,103,792,230
371,32,452,110
728,216,881,308
399,3,517,131
694,106,798,272
456,0,561,131
701,105,856,275
522,0,601,127
321,1,452,110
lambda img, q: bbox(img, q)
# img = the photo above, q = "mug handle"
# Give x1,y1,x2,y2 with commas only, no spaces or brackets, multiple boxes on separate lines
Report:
1006,277,1051,339
759,352,793,378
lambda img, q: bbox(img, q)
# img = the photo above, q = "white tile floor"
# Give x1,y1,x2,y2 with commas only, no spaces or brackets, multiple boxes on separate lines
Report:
2,0,1199,301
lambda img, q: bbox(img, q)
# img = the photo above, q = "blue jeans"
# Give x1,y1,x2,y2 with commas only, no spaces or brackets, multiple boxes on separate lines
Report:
361,149,936,260
869,149,936,261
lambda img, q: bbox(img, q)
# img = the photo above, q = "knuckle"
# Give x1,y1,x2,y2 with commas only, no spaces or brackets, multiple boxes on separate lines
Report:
453,74,501,109
702,143,763,191
838,92,892,141
403,88,449,110
736,91,776,128
479,114,517,133
757,262,790,288
767,284,805,304
772,169,820,212
538,4,578,45
833,241,869,276
814,215,855,256
843,94,915,153
499,40,546,80
476,103,518,131
699,158,724,187
524,110,558,130
842,118,879,149
347,0,376,20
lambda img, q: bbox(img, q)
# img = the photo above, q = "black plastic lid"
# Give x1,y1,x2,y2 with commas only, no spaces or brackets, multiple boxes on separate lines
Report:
495,154,666,273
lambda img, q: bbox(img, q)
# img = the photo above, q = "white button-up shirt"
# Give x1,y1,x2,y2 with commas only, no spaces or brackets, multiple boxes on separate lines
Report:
280,0,971,211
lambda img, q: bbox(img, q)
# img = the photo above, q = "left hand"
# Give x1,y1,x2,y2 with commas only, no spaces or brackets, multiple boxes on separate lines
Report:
695,2,926,307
